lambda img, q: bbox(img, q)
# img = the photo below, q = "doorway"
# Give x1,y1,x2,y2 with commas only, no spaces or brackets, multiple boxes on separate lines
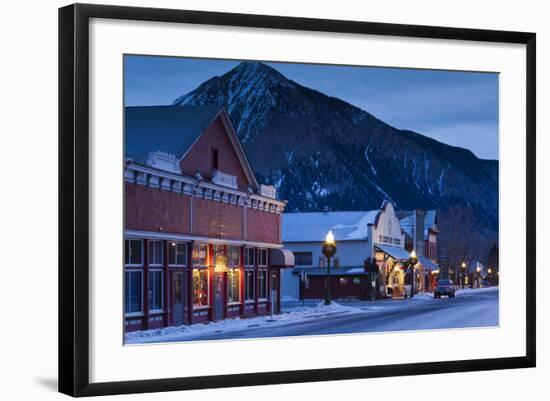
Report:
172,271,187,326
213,272,225,321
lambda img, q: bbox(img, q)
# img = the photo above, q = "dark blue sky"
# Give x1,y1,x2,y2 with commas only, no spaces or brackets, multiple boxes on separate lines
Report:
125,55,499,160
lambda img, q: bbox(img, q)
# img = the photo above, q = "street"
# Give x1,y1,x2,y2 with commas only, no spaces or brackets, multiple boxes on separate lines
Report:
126,288,498,344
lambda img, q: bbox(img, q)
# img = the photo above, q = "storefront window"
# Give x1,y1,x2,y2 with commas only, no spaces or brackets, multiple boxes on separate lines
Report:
148,240,163,266
168,242,187,265
192,243,208,267
319,257,326,268
148,270,163,311
124,270,142,314
193,269,209,307
227,246,240,267
227,268,240,303
258,269,268,299
245,269,255,300
339,277,348,286
125,239,143,265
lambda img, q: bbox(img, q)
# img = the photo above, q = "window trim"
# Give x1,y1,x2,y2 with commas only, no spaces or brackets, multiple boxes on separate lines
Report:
124,269,144,317
125,239,144,267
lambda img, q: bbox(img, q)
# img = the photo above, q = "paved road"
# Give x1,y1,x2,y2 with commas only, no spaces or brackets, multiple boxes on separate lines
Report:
161,289,498,342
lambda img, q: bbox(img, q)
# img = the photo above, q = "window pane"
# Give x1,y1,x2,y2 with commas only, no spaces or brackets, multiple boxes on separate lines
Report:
245,270,255,300
245,248,255,267
148,241,163,265
193,269,209,306
125,271,142,313
192,243,208,266
228,246,240,267
148,271,163,310
227,269,240,303
176,243,186,265
294,252,312,266
126,240,143,265
258,269,267,299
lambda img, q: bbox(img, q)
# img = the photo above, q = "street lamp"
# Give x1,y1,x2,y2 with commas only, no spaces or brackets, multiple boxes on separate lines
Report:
488,268,492,285
322,230,337,305
476,266,481,288
461,262,467,289
408,250,418,298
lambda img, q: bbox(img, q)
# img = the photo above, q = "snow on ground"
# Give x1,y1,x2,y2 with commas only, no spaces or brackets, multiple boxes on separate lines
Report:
125,287,499,344
125,301,363,344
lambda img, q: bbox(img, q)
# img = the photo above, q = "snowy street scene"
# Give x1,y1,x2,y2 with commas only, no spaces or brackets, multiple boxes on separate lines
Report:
126,288,498,343
123,56,499,343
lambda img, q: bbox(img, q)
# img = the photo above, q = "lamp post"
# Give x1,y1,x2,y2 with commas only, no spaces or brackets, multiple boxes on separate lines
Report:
488,268,492,286
461,262,467,289
322,230,337,305
476,266,481,288
408,250,418,298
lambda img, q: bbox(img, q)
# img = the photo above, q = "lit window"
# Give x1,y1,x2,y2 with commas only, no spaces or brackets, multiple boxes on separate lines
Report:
192,243,208,267
168,242,187,265
193,269,209,307
124,270,142,314
227,268,241,303
148,241,163,266
319,257,326,268
148,270,163,311
353,277,361,286
339,277,348,286
125,239,143,265
228,246,240,267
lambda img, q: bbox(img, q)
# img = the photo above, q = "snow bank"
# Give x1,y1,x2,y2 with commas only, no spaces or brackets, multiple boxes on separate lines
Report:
455,287,499,296
125,301,363,344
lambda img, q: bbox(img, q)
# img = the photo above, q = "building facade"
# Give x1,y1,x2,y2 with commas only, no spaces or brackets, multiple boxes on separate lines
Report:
124,105,293,332
397,209,440,291
281,201,424,300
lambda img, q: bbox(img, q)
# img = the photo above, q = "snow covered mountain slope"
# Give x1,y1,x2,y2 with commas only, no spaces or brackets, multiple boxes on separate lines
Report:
173,61,498,260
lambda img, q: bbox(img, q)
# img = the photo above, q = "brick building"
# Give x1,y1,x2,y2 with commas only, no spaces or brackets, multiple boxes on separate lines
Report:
123,105,293,332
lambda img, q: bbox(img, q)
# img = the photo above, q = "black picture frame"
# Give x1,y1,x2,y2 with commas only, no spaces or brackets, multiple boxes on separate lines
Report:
59,3,536,397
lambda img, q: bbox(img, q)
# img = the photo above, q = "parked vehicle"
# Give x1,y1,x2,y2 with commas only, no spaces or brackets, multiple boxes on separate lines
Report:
434,279,455,298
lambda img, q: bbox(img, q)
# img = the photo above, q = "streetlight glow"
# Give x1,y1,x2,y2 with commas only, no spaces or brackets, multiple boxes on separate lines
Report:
410,249,417,259
325,230,335,244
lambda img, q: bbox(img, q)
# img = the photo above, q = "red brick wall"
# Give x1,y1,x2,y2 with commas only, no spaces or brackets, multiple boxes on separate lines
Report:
247,208,280,244
193,197,244,240
125,183,191,234
180,116,251,190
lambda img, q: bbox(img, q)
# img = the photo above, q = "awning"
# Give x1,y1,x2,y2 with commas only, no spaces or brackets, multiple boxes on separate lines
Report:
269,248,295,267
374,244,411,261
418,256,439,271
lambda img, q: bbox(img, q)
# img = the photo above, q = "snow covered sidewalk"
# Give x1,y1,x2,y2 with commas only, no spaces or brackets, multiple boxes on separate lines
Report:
125,301,364,344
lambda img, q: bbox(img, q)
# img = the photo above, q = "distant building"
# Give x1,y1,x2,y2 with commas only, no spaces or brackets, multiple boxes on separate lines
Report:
281,201,422,300
397,209,440,291
124,105,294,333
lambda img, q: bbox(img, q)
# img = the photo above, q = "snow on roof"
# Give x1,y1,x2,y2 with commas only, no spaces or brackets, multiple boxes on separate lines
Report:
283,210,379,242
125,105,223,163
398,210,437,240
418,256,439,271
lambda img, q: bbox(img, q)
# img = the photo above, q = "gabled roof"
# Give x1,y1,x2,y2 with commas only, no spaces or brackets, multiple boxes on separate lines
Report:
125,105,223,163
124,105,259,189
283,210,379,243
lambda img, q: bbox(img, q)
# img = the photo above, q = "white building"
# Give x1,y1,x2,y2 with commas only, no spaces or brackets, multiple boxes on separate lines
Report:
281,201,414,300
